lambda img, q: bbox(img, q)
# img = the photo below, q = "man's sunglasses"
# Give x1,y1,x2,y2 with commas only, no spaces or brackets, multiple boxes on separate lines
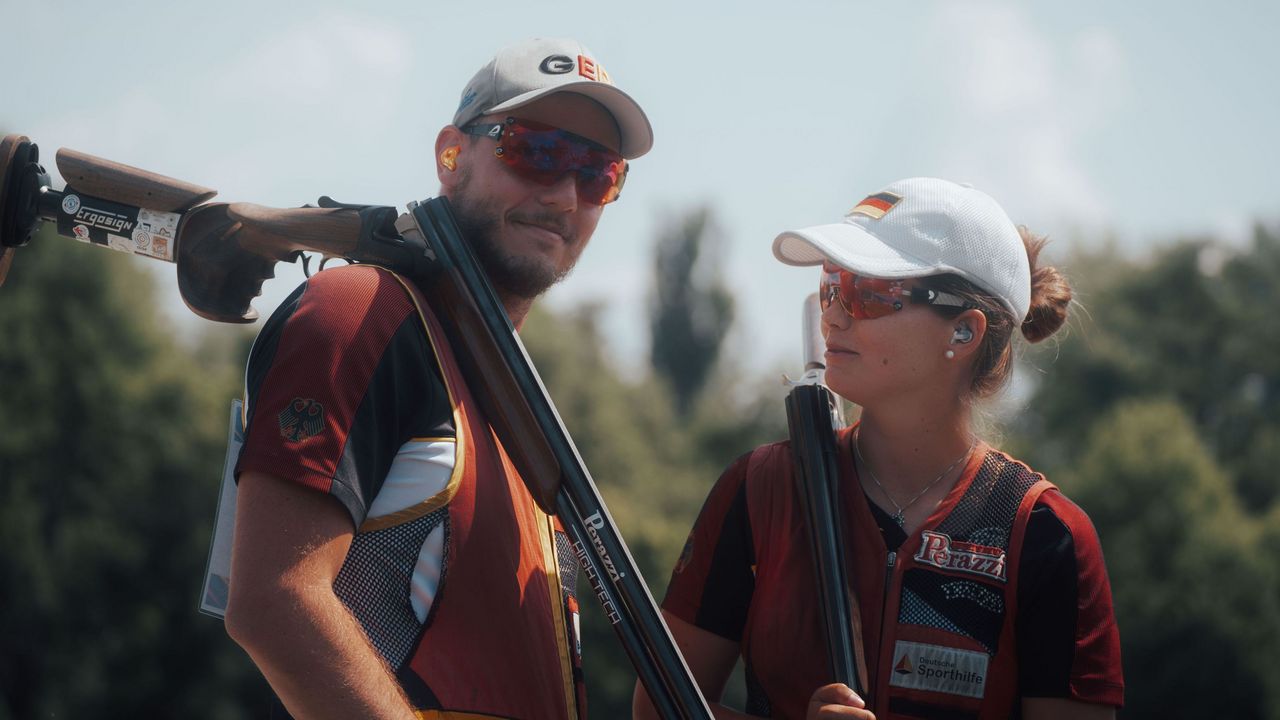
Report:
460,117,628,206
820,263,970,320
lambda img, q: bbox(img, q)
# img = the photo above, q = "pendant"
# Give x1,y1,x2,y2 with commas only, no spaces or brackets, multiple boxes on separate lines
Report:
892,510,906,527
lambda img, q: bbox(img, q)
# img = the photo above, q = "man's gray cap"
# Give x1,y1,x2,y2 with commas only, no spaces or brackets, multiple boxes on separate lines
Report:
453,37,654,159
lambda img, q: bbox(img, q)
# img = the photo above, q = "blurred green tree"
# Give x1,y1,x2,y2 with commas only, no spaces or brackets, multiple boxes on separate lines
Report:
1014,228,1280,719
1056,399,1280,719
1023,228,1280,509
649,207,735,417
523,295,787,716
0,231,264,718
523,303,707,716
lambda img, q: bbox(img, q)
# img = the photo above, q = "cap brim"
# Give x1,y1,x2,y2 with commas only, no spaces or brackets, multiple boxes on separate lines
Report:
773,223,939,279
488,81,653,159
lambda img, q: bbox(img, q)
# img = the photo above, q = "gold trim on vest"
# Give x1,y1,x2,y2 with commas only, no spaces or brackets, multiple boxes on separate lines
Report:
357,272,467,533
539,513,579,720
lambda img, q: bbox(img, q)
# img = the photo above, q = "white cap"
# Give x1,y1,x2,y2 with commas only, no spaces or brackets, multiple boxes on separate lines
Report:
452,37,654,159
772,177,1031,321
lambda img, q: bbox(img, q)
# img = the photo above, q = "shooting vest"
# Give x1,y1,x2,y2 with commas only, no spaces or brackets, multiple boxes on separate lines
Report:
741,430,1053,720
363,274,581,720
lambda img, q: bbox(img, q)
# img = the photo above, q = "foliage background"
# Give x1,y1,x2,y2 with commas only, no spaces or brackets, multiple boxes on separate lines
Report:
2,215,1279,718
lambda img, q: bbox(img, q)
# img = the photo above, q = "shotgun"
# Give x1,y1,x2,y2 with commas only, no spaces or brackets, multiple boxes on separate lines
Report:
783,293,868,698
0,134,712,720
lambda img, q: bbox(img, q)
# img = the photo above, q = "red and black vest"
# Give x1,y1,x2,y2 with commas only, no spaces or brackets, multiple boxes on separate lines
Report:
740,427,1053,720
239,266,582,720
374,276,581,720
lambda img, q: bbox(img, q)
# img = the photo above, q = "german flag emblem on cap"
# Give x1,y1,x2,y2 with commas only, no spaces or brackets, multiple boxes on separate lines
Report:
848,191,903,220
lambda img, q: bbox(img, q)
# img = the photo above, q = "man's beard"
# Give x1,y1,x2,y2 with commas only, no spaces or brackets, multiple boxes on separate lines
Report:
450,171,579,301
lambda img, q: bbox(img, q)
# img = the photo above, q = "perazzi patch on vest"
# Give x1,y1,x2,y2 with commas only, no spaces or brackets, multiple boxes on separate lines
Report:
847,191,902,219
914,530,1008,582
889,641,989,698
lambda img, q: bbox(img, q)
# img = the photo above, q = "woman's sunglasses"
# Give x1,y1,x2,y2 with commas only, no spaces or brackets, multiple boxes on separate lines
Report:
820,263,970,319
460,117,628,206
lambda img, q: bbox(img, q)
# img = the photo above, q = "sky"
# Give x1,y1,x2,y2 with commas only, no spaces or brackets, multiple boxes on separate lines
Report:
4,0,1279,379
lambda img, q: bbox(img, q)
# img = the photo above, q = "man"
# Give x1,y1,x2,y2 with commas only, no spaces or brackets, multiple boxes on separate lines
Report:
223,38,653,720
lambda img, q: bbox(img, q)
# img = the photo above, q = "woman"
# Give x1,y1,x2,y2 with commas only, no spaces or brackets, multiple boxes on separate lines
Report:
635,178,1123,720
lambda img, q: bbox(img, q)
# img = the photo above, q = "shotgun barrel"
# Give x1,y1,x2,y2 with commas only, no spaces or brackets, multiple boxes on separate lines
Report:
398,199,713,719
784,293,867,697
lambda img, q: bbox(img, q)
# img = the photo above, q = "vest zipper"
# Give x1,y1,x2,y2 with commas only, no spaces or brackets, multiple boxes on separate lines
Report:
876,549,897,702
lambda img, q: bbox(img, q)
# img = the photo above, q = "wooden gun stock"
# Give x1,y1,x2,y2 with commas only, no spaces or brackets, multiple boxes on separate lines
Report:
0,134,408,322
176,203,361,322
55,147,217,212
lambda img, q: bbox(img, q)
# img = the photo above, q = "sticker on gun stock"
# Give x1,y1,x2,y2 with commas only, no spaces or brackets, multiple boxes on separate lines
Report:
57,192,180,262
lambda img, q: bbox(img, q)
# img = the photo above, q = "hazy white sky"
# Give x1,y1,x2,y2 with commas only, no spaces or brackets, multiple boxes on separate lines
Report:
5,0,1278,378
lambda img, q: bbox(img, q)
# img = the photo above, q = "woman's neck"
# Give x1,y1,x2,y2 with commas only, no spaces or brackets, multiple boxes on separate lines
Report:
854,403,977,499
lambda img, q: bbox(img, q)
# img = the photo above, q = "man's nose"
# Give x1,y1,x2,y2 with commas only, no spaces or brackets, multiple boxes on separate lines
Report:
536,172,578,211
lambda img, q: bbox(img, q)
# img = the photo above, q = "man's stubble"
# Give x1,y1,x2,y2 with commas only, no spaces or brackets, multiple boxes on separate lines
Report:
450,169,581,301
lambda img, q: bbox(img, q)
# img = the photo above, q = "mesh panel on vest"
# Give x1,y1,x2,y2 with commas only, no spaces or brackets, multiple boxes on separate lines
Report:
899,585,972,637
900,571,1005,653
555,529,579,601
334,507,448,669
933,452,1040,546
898,451,1041,654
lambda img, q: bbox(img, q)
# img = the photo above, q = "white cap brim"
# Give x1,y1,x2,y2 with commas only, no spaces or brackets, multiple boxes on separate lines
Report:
489,81,654,159
773,223,945,279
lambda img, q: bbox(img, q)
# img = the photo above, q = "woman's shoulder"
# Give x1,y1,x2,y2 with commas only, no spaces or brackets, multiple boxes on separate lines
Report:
731,438,801,491
1009,462,1110,587
708,441,789,495
1031,487,1105,548
982,447,1053,485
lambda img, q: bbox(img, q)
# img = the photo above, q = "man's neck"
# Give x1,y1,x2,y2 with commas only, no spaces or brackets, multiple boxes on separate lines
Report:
502,294,534,330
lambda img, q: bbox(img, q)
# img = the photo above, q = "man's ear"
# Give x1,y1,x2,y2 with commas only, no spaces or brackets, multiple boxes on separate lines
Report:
435,126,465,189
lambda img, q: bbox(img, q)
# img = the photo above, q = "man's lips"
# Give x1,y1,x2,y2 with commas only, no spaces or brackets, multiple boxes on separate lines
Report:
511,219,567,244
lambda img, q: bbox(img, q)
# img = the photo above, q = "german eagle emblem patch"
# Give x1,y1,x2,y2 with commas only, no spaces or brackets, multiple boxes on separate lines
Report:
279,398,325,442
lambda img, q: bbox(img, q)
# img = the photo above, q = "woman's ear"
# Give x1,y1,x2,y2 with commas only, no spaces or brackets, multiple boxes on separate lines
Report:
947,308,988,361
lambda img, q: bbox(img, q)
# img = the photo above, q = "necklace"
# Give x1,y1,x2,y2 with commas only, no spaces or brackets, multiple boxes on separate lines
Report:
854,434,976,527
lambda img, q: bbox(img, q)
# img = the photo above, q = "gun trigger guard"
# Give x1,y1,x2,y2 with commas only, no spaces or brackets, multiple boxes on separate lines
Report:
318,255,345,272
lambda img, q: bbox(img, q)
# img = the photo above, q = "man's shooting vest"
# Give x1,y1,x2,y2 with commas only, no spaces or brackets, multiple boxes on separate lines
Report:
348,275,582,720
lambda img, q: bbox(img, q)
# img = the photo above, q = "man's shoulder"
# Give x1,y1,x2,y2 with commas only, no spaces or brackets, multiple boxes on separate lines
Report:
247,265,428,380
300,264,418,312
269,265,420,338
